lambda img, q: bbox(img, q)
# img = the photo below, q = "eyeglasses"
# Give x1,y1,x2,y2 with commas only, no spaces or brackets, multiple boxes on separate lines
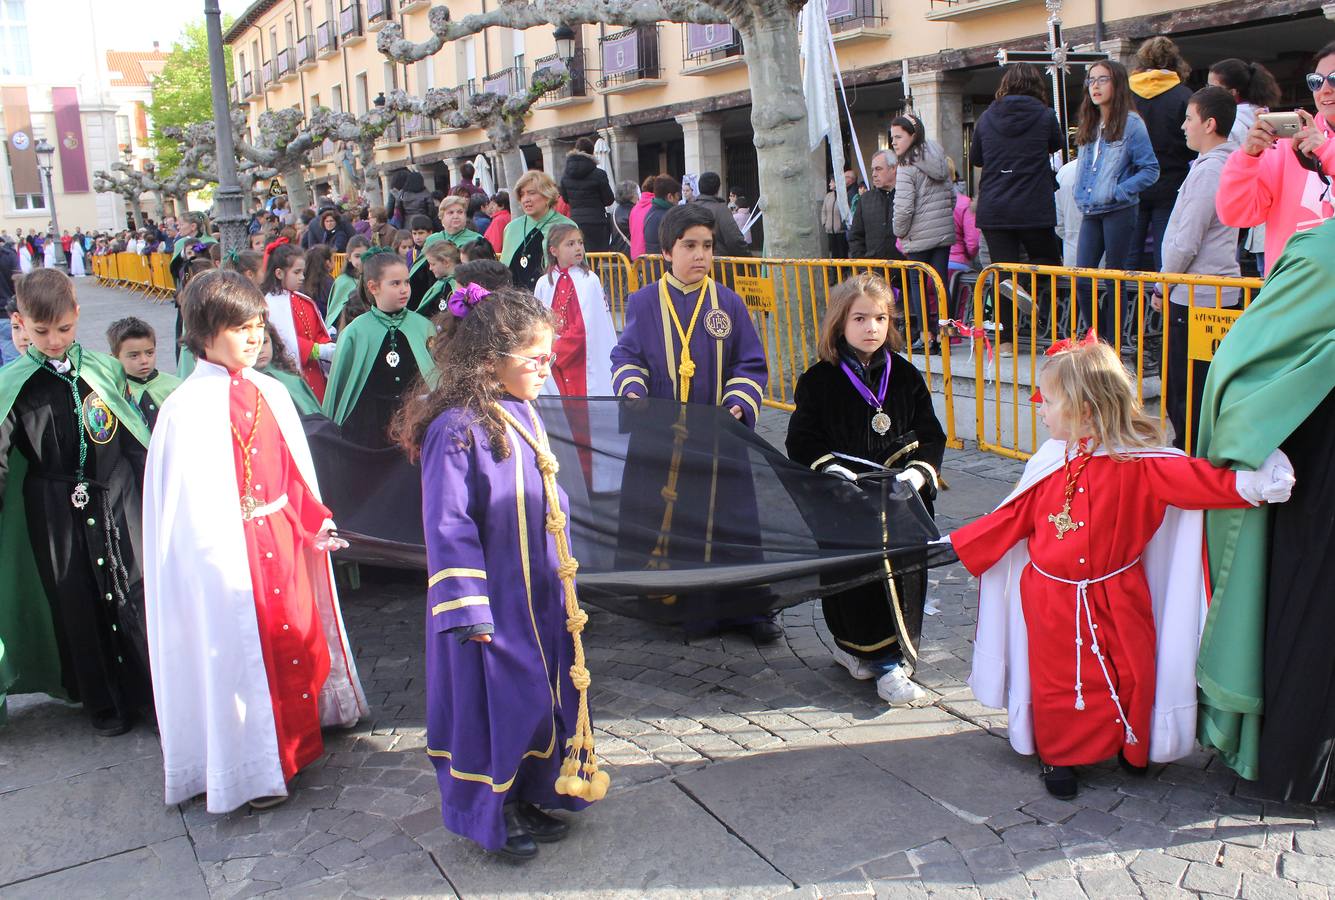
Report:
1307,72,1335,93
500,351,557,371
1085,75,1112,87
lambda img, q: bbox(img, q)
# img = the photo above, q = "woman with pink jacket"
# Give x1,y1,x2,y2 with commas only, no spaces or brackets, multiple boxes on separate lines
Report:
628,175,656,259
1216,42,1335,265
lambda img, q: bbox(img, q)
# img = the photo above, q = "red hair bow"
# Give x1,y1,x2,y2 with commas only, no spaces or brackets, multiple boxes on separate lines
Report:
261,236,290,272
1030,329,1099,404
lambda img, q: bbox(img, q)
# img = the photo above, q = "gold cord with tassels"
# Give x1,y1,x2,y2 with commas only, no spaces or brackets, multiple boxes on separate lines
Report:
494,402,609,803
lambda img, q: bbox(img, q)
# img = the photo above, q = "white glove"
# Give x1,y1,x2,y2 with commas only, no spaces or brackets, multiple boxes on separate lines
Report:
318,341,337,363
824,463,858,482
896,468,927,492
930,533,953,547
1234,448,1296,506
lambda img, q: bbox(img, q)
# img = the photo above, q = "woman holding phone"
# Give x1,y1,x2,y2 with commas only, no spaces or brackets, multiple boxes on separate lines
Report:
1216,43,1335,266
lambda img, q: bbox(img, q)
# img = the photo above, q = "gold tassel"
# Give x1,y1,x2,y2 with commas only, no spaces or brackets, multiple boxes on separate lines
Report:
495,403,609,803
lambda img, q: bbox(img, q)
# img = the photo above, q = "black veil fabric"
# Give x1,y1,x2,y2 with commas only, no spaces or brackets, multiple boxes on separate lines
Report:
305,397,957,625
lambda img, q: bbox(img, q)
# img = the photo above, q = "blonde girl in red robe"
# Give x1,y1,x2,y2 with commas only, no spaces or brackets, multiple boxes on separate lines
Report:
532,224,615,399
948,337,1294,800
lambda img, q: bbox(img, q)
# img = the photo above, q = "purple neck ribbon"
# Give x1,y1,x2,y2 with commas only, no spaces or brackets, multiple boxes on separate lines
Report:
838,349,891,412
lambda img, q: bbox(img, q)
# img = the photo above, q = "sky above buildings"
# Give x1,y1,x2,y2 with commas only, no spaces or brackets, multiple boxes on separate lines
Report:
87,0,255,54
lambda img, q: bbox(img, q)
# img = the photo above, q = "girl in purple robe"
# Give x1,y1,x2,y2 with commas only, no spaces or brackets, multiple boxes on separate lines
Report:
393,288,604,860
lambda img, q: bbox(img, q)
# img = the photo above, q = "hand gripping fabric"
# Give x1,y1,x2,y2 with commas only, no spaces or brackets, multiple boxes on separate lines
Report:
494,402,609,803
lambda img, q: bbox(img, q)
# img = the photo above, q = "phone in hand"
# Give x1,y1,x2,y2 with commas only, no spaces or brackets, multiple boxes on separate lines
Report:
1258,111,1303,138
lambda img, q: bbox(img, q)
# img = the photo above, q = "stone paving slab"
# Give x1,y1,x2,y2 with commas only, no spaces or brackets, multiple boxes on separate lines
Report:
3,283,1335,898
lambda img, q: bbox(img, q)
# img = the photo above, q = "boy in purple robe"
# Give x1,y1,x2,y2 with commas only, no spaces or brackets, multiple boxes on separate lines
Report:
396,288,604,860
609,204,778,640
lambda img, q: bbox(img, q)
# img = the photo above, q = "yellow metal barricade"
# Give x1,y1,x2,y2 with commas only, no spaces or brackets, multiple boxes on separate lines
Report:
332,253,346,278
969,263,1263,460
610,253,960,446
584,252,638,328
150,253,176,297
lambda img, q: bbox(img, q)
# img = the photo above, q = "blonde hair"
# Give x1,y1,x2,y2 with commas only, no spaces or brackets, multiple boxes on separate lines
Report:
438,195,468,216
1041,341,1164,457
514,170,560,208
424,240,461,264
817,273,905,364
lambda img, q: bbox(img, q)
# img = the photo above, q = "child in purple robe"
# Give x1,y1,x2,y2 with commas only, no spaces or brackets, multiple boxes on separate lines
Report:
394,288,604,861
609,203,779,641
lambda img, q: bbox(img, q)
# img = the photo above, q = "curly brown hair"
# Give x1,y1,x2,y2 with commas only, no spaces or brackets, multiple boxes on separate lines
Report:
392,287,555,462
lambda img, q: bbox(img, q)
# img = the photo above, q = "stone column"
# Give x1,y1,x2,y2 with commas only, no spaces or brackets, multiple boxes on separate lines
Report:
599,124,641,188
537,137,570,180
906,70,968,175
675,112,725,178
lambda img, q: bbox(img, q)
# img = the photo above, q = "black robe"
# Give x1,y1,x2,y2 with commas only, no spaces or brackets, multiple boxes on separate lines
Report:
339,332,421,450
0,370,152,719
1258,386,1335,803
786,349,947,664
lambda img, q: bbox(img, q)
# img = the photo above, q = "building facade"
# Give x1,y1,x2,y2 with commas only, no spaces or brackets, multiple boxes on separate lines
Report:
0,0,166,236
223,0,1335,207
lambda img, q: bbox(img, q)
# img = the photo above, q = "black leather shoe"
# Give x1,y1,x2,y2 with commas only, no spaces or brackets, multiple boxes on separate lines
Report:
1118,750,1148,777
515,803,569,843
1040,763,1078,800
91,711,132,737
747,617,784,644
496,806,539,860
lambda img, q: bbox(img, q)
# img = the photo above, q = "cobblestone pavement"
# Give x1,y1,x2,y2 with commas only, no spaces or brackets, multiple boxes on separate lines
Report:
2,283,1333,899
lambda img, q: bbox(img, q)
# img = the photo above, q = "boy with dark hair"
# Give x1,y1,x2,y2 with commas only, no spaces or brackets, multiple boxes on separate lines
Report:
609,204,778,641
0,269,152,733
407,214,439,305
107,317,181,431
483,190,512,253
642,175,682,255
144,269,366,812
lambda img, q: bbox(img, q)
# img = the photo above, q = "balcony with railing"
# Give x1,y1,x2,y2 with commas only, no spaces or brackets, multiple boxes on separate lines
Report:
276,47,297,81
403,112,436,141
297,35,317,69
682,23,743,75
241,70,258,98
229,81,239,104
596,25,664,94
261,60,276,90
925,0,1044,20
826,0,891,39
480,66,526,96
533,50,591,109
317,20,339,57
339,2,365,45
367,0,391,30
376,115,404,146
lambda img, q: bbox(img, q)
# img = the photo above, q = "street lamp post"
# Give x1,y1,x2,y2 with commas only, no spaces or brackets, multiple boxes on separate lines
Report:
33,139,67,270
204,0,250,254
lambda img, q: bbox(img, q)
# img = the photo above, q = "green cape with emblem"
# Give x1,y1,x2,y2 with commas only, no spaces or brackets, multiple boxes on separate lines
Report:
321,307,436,426
0,345,148,722
1195,222,1335,780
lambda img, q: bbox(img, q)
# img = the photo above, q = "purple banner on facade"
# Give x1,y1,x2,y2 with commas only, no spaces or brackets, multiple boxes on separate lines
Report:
482,71,512,95
601,31,640,77
52,87,90,193
686,23,734,55
827,0,855,18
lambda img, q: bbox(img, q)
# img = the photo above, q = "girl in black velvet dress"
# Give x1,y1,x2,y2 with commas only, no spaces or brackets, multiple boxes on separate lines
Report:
786,273,946,706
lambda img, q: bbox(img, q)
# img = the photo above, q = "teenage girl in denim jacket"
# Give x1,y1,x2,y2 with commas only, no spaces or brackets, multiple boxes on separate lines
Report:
1074,60,1160,342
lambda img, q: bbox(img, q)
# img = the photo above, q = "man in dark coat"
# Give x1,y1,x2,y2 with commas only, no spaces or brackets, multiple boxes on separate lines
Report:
559,137,616,252
691,172,752,258
848,151,904,261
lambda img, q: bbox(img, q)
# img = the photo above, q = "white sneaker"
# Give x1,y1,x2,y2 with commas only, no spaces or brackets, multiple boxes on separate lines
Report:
830,645,877,681
876,666,928,706
997,279,1034,315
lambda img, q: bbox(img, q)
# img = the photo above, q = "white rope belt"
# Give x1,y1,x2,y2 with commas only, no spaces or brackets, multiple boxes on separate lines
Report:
250,493,288,519
1029,556,1141,745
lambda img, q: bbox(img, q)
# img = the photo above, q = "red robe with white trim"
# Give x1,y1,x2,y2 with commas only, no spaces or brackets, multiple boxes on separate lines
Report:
268,290,332,402
229,375,333,780
952,455,1247,767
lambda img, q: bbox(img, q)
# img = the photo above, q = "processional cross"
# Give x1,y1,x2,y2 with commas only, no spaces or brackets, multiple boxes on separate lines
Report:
995,0,1111,161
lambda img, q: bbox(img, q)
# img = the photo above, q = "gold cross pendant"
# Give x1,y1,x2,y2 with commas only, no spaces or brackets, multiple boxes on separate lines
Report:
1048,508,1079,540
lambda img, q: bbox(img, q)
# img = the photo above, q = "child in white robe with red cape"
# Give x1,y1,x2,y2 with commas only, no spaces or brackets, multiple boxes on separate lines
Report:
143,271,367,813
947,337,1294,800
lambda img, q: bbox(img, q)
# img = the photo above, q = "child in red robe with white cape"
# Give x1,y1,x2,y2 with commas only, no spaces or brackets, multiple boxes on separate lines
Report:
948,337,1294,799
143,271,367,813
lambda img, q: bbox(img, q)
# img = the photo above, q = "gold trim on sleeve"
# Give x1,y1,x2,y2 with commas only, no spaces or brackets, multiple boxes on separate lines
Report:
810,453,837,471
427,567,487,588
431,596,490,615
